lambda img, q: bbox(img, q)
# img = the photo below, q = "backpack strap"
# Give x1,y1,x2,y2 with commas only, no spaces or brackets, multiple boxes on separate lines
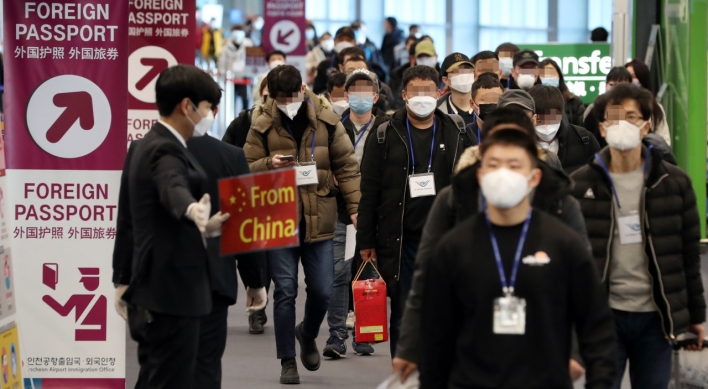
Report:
376,121,390,144
448,114,476,147
572,125,591,145
325,122,336,147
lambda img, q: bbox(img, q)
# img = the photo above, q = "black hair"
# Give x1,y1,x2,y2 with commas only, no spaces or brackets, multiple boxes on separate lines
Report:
625,59,652,91
528,85,565,114
481,107,536,139
409,24,420,32
320,32,332,40
495,42,520,56
593,83,663,125
480,128,540,167
606,66,632,83
155,64,222,117
472,50,499,65
405,36,418,46
408,41,419,57
472,73,503,100
419,35,434,43
338,46,366,64
538,59,576,102
386,17,398,29
402,65,440,90
231,24,244,32
267,65,302,98
259,74,269,95
266,50,287,62
344,56,368,67
326,73,347,94
591,27,609,42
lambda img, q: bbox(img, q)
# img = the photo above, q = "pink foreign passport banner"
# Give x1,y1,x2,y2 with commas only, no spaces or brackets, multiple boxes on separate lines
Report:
4,0,128,387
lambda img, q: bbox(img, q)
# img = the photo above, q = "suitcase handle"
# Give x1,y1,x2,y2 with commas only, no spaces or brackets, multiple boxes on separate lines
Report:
353,260,384,284
673,339,708,350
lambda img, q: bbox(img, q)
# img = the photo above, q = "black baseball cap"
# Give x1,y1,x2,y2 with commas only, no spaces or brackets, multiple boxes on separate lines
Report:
513,49,540,67
335,26,356,40
440,52,474,77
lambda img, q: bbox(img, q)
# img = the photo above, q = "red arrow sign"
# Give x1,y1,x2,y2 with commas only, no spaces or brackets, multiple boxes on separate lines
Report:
46,92,94,144
136,58,169,91
277,29,295,45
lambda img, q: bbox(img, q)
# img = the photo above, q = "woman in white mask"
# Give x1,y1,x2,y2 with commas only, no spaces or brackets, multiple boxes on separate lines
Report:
305,32,334,87
217,25,254,112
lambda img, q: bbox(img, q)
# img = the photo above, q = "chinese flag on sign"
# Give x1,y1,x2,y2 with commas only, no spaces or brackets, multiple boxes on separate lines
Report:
218,169,299,255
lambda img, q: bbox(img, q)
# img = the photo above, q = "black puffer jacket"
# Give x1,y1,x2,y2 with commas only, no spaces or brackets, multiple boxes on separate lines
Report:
396,146,591,363
564,95,586,127
553,121,601,173
357,109,477,284
570,146,706,338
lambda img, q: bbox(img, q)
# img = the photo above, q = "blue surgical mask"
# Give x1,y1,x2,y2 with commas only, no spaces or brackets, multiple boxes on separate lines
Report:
306,29,315,40
348,95,374,115
499,57,513,76
541,77,560,88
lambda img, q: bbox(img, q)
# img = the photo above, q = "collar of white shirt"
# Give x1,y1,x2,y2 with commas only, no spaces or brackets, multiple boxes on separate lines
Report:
158,120,187,148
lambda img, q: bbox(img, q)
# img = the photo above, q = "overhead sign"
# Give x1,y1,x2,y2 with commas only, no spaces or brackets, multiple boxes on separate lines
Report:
219,169,299,254
3,0,128,387
128,0,195,144
262,0,306,56
521,43,612,104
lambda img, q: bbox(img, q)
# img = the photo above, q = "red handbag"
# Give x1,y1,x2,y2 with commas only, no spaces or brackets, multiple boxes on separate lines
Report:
352,261,388,343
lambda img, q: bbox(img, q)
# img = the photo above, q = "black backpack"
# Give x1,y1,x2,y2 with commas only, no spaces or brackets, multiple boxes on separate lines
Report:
375,114,473,147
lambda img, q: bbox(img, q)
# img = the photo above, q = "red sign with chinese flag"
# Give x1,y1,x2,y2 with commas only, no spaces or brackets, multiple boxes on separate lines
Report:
219,169,299,254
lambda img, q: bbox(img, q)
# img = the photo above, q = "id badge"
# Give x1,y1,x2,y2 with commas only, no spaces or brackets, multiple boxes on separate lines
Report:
493,296,526,335
617,213,642,245
295,162,318,186
408,173,436,198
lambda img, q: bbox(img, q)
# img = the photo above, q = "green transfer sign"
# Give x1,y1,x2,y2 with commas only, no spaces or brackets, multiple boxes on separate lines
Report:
521,43,612,104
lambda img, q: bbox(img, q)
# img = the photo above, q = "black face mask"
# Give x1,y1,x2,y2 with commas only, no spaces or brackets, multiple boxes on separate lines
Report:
478,103,498,121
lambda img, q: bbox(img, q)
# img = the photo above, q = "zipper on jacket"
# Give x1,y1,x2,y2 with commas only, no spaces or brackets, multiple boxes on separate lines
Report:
391,122,409,281
452,130,462,168
644,175,674,339
602,205,615,283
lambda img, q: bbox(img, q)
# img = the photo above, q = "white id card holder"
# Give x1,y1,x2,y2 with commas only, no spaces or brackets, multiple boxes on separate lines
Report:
295,162,319,186
408,173,436,198
493,296,526,335
617,213,642,244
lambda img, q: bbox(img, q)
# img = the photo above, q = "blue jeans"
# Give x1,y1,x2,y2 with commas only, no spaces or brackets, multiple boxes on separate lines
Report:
327,220,352,339
269,228,334,360
389,239,419,357
612,310,672,389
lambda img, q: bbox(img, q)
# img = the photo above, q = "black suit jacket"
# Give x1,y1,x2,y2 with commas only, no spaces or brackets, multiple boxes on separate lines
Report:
121,123,211,317
187,136,266,306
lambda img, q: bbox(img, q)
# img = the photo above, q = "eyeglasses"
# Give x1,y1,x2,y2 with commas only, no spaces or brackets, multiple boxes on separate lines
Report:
604,113,644,125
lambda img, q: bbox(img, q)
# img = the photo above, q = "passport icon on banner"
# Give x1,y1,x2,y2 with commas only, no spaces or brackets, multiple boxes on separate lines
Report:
42,263,58,290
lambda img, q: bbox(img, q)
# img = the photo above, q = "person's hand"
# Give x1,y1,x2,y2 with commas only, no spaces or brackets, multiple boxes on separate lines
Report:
205,211,230,235
360,248,376,262
272,155,297,169
569,358,585,381
392,357,417,383
114,285,129,321
686,324,706,351
188,194,211,232
350,213,358,229
246,287,267,315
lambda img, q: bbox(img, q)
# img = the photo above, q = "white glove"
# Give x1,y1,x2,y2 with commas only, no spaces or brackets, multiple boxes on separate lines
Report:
187,194,211,233
246,287,267,315
114,285,129,321
205,211,230,236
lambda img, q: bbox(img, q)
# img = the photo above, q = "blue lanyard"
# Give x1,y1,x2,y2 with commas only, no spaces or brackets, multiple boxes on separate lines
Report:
593,145,652,209
329,55,336,72
486,209,532,296
353,117,373,148
340,114,350,123
405,117,436,173
283,120,316,163
506,77,511,89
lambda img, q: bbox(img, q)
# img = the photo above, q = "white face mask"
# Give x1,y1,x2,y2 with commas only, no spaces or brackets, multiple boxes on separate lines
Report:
232,30,246,43
499,57,513,76
406,95,437,118
187,103,214,137
331,100,349,115
516,74,536,90
416,57,437,68
449,73,474,93
269,59,285,70
320,39,334,52
334,41,354,53
604,120,645,151
535,123,561,142
277,101,303,120
481,168,534,209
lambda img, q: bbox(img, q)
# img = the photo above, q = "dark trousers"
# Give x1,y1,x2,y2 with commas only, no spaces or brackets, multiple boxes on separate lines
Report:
129,307,201,389
194,300,230,389
388,239,419,357
234,84,249,112
612,310,672,389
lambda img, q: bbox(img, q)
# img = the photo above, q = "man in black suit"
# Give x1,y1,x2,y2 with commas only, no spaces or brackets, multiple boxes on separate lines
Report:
114,65,230,389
